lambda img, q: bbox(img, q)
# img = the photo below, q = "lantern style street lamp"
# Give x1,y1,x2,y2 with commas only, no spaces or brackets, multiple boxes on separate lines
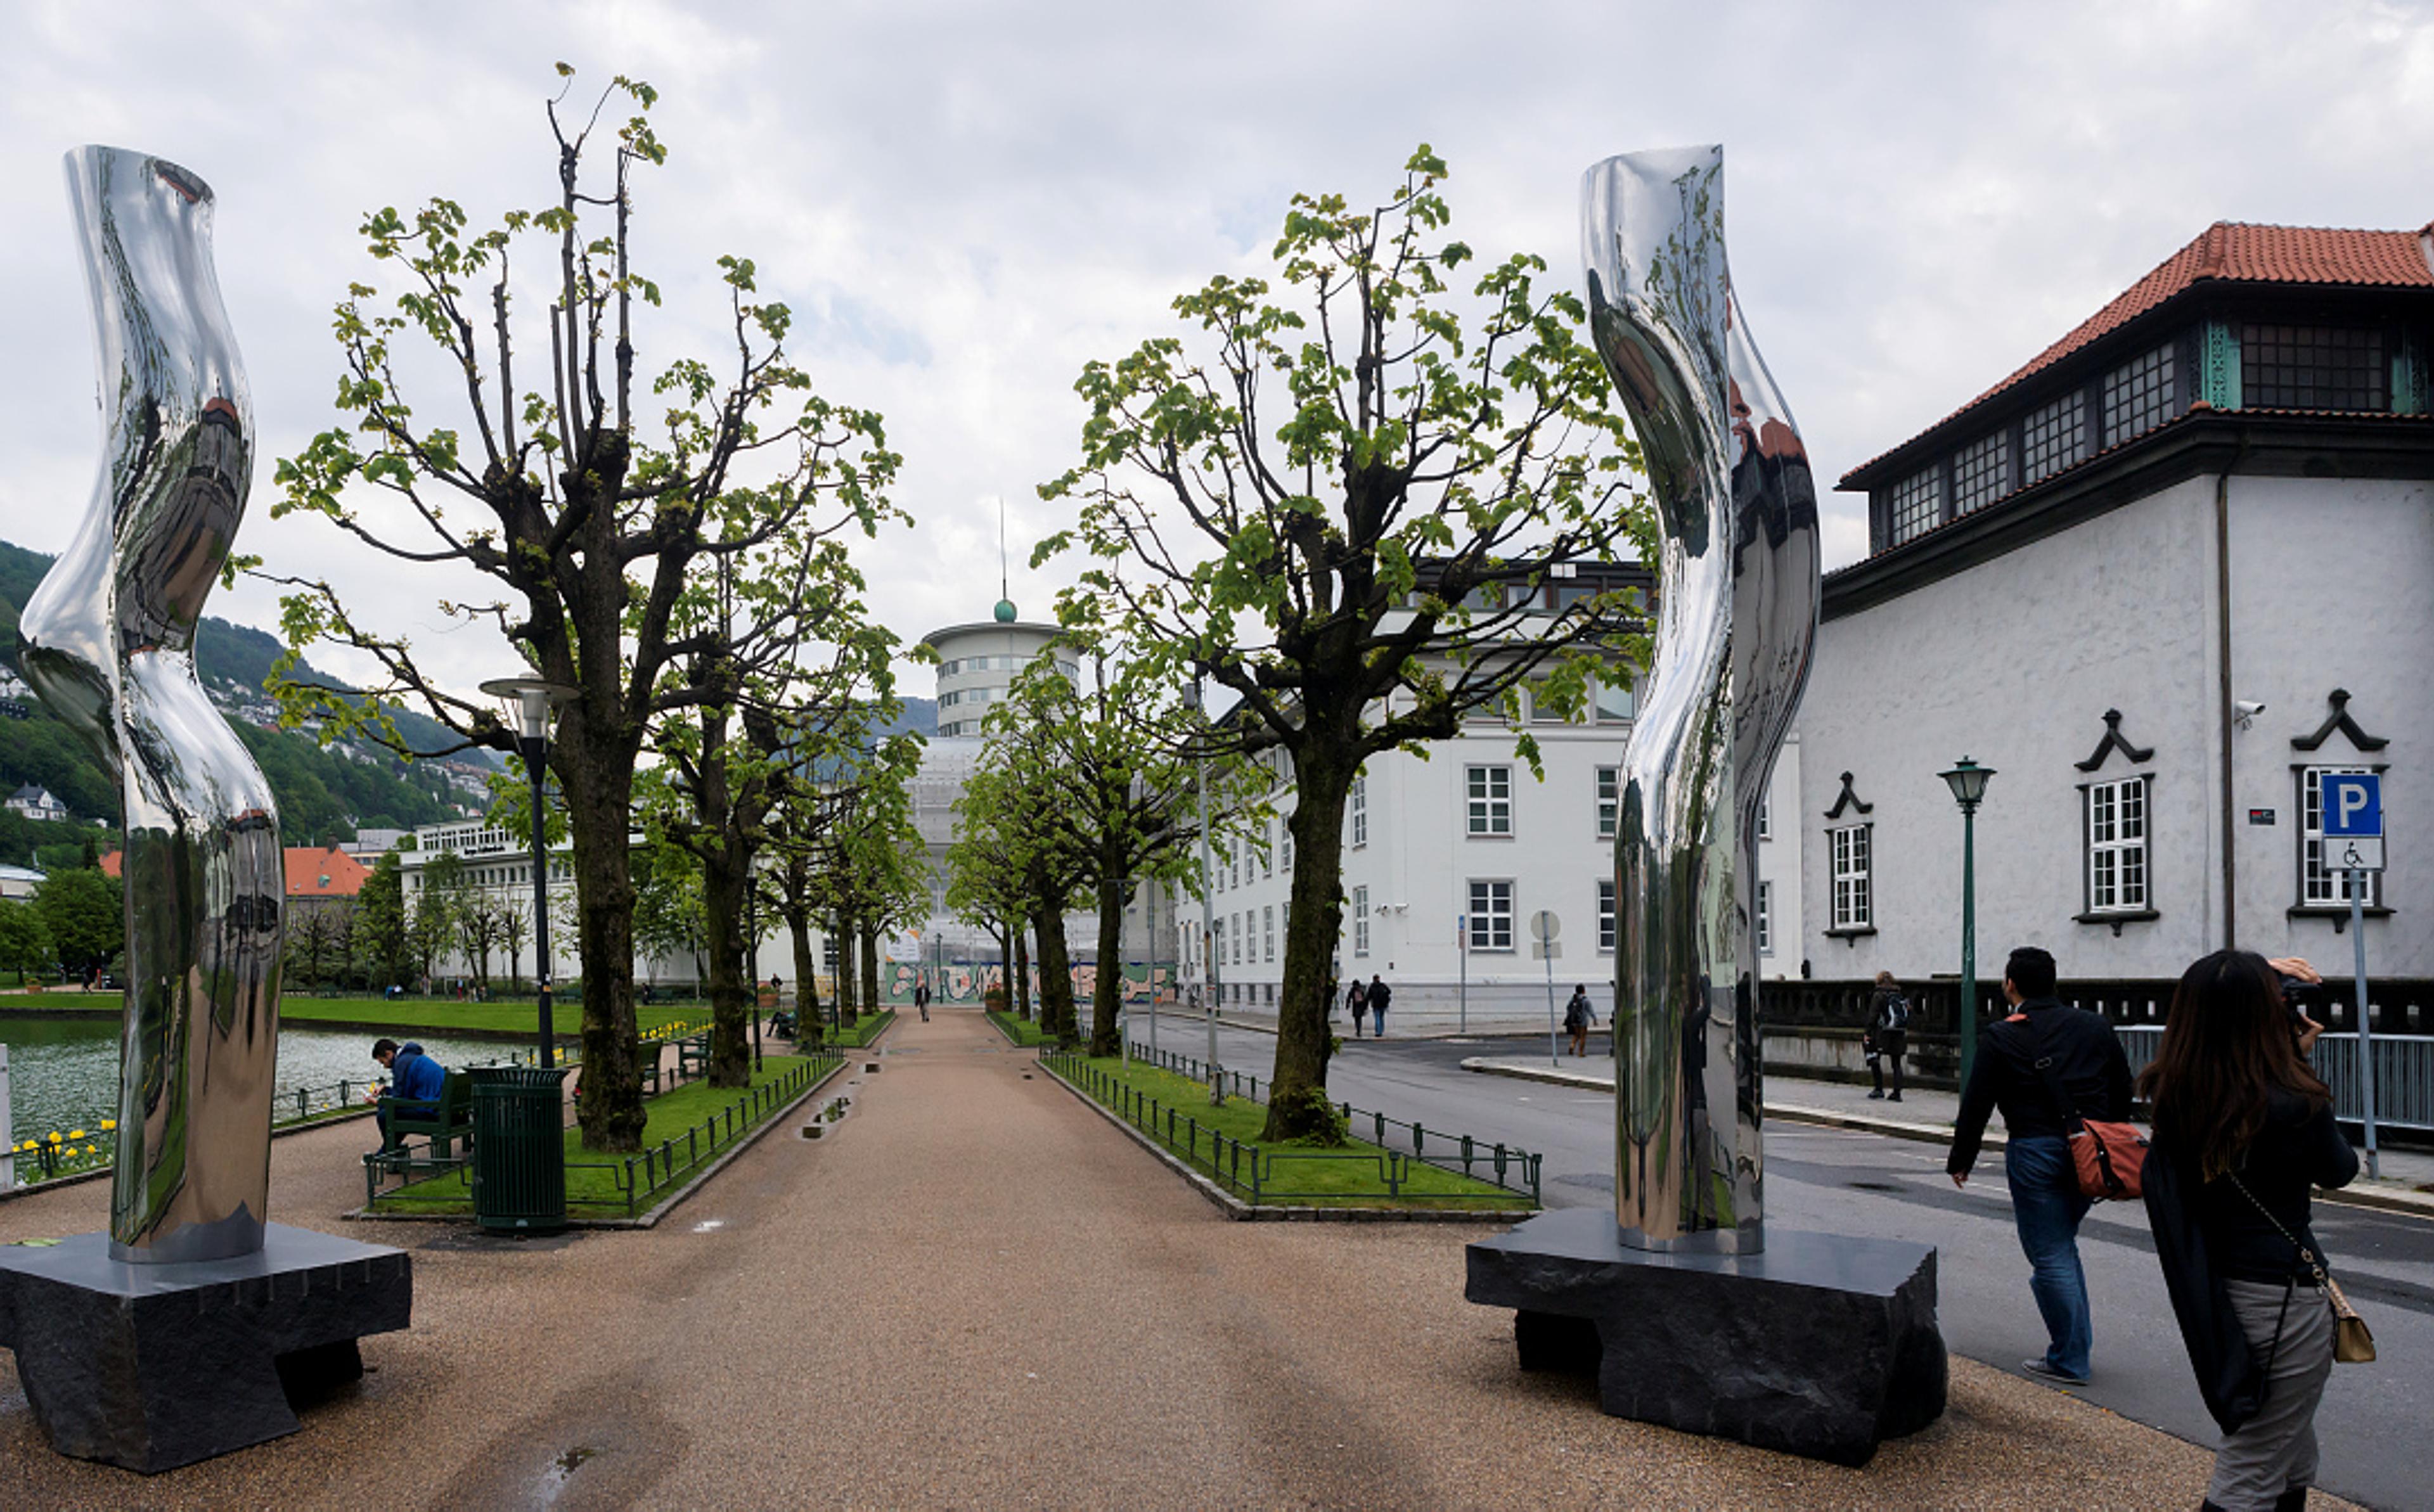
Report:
1939,755,1996,1087
482,677,578,1067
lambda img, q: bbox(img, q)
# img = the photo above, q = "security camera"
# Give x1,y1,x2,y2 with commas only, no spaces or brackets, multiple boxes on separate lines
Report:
2234,700,2265,729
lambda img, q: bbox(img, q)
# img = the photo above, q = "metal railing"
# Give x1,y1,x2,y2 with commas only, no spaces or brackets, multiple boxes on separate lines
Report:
1044,1051,1539,1205
571,1055,839,1216
2119,1027,2434,1132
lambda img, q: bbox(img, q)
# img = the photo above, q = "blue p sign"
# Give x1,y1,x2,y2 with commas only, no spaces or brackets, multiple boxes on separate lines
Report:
2321,772,2383,838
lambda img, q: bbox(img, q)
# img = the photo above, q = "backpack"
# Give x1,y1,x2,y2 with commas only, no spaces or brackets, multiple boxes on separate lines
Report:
1881,993,1909,1032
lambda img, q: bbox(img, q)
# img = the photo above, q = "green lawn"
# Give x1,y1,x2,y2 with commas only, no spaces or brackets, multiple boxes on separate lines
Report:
986,1009,1057,1047
1055,1054,1534,1209
803,1009,894,1049
370,1053,837,1219
0,994,711,1037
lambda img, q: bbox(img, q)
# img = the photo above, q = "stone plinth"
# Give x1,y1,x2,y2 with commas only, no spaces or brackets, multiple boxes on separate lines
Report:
1466,1208,1945,1466
0,1222,413,1473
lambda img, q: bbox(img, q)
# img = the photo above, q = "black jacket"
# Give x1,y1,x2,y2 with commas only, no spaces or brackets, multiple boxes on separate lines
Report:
1947,999,2133,1177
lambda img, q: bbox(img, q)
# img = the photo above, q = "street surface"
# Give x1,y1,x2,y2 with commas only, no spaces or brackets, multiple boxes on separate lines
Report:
1131,1010,2434,1512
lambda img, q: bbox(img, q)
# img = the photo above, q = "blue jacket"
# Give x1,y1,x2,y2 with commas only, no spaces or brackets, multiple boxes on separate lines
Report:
388,1044,447,1103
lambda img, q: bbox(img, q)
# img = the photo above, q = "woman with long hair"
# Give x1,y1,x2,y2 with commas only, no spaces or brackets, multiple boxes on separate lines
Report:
2140,952,2356,1512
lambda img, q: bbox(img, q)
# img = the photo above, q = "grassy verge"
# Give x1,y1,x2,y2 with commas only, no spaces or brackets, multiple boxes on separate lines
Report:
1054,1054,1534,1209
370,1053,834,1219
986,1009,1057,1047
0,995,712,1036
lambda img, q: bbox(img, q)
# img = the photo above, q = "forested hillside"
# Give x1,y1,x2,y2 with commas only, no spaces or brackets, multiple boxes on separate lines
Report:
0,538,482,862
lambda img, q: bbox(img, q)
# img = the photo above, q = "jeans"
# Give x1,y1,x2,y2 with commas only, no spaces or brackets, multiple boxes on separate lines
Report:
2005,1135,2093,1378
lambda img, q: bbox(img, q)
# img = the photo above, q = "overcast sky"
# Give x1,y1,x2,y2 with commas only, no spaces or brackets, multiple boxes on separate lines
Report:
1,0,2428,703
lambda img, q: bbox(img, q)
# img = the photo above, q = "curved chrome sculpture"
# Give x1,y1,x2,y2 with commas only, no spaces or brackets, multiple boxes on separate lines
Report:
18,146,280,1264
1587,145,1819,1253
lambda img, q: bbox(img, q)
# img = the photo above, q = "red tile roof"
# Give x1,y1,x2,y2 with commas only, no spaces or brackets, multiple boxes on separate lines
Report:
1842,220,2434,485
96,845,370,899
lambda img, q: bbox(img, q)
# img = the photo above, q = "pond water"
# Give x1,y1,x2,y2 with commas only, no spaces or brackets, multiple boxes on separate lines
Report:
0,1015,514,1146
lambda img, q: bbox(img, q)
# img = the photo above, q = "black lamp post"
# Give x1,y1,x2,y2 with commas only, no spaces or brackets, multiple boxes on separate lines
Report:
482,677,577,1068
1938,755,1996,1087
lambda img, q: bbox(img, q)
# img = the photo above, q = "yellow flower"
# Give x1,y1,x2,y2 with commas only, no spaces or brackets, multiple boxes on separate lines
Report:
68,1129,85,1140
84,1146,98,1156
101,1119,116,1131
47,1132,63,1144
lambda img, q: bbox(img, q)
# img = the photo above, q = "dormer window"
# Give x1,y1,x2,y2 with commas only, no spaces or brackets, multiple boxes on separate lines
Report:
1953,431,2012,516
1888,466,1940,545
2243,324,2386,411
2022,391,2087,484
2101,342,2179,442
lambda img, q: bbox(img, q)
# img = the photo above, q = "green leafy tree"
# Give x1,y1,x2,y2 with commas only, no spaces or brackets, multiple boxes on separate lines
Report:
409,852,465,985
353,850,409,992
35,868,122,982
0,896,55,984
1037,148,1647,1139
261,70,898,1150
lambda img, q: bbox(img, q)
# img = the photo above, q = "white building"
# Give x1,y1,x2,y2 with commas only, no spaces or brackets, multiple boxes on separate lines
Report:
4,785,68,824
1799,216,2434,999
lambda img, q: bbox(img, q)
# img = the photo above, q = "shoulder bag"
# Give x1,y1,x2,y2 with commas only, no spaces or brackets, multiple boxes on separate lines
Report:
2229,1174,2376,1364
2023,1014,2148,1201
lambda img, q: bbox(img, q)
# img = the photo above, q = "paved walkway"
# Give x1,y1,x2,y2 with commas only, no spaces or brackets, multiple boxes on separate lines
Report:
0,1008,2357,1508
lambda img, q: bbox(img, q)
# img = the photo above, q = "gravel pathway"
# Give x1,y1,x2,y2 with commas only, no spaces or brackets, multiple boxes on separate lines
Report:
0,1008,2355,1509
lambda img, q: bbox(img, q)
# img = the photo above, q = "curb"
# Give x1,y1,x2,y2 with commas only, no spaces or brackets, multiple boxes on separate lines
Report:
350,1056,851,1231
1034,1056,1529,1224
1458,1058,2434,1222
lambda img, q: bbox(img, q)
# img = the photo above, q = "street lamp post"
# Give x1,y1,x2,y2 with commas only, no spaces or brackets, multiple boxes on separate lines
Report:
1939,756,1997,1088
482,677,578,1068
1183,676,1222,1105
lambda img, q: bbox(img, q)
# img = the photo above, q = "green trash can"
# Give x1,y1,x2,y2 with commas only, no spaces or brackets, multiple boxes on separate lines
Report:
468,1065,569,1233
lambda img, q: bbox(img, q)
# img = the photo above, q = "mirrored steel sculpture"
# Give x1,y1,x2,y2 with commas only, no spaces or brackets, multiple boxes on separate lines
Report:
18,145,281,1264
1466,146,1941,1466
1585,144,1819,1253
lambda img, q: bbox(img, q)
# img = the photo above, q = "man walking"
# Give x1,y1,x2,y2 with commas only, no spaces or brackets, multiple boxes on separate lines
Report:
1866,970,1910,1102
1367,973,1391,1037
1344,977,1367,1039
915,980,930,1022
1948,945,2133,1387
1562,984,1597,1056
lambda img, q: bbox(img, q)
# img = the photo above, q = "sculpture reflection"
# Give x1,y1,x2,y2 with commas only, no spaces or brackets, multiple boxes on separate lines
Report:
18,146,281,1264
1586,145,1819,1253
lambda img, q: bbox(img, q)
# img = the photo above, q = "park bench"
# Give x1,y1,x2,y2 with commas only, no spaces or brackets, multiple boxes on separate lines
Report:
379,1068,474,1158
675,1032,712,1082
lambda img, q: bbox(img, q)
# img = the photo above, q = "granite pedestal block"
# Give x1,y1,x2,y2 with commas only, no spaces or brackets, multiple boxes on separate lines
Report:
0,1222,412,1473
1467,1208,1945,1466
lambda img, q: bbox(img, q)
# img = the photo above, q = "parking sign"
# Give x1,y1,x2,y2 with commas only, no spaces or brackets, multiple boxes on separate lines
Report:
2321,772,2381,838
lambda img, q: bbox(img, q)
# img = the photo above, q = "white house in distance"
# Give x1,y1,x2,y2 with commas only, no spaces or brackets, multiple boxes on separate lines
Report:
1803,216,2434,1020
4,785,68,824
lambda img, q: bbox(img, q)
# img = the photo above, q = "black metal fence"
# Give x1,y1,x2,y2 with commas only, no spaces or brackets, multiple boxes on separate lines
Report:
1048,1049,1541,1205
569,1055,838,1216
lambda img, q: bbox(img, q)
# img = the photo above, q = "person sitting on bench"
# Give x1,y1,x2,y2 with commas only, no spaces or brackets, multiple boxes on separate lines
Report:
369,1037,446,1141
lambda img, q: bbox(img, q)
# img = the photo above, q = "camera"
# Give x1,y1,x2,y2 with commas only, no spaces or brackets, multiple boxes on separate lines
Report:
2274,968,2324,1027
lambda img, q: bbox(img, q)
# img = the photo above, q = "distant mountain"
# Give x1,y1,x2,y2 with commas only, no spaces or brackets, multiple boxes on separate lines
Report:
885,696,937,739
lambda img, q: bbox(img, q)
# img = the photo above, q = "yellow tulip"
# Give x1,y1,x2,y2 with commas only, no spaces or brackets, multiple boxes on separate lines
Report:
48,1132,62,1144
84,1146,97,1156
68,1129,85,1140
101,1119,116,1131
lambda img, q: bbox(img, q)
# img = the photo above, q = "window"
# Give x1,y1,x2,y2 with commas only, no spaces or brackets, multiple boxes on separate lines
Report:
1952,430,2011,515
1211,919,1223,970
2301,766,2385,907
1353,885,1370,956
1467,765,1512,836
2023,390,2086,484
1230,844,1240,890
2244,324,2386,412
2085,776,2151,914
1282,830,1293,875
1888,466,1940,545
2102,343,2177,443
1350,775,1368,848
1595,766,1619,838
1598,879,1616,952
1261,824,1273,878
823,937,839,970
1829,823,1873,931
1756,880,1774,953
1756,797,1771,840
1594,679,1635,724
1263,904,1275,963
1468,880,1514,951
1231,913,1243,964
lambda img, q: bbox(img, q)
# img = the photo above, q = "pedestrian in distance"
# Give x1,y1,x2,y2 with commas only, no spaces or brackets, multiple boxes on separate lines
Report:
915,980,930,1022
1344,977,1367,1039
2141,952,2360,1512
1563,984,1597,1056
1367,973,1391,1037
1948,945,2133,1387
1866,970,1911,1102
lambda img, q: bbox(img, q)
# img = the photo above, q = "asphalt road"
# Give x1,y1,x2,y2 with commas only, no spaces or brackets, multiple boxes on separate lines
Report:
1129,1011,2434,1512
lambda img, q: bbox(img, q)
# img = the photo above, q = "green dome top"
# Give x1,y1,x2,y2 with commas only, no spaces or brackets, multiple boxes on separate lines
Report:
993,598,1017,624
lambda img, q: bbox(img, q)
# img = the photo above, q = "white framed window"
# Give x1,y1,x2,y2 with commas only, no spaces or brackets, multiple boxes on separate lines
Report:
1598,880,1616,952
1467,765,1512,836
1756,880,1773,954
1353,885,1370,957
1211,919,1223,971
1596,766,1619,839
2301,766,2384,907
1263,904,1275,962
1283,830,1293,875
1262,823,1274,878
1756,798,1772,840
1829,823,1873,931
1231,913,1242,964
1468,880,1514,951
1230,844,1240,890
1594,679,1635,724
1350,774,1368,849
2084,776,2151,914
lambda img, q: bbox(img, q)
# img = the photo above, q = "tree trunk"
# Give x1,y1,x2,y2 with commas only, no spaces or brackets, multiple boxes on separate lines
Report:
835,921,858,1023
702,836,753,1088
1088,870,1124,1056
1013,920,1032,1020
1034,894,1078,1048
859,921,880,1015
785,903,823,1051
569,745,646,1151
1261,757,1353,1143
